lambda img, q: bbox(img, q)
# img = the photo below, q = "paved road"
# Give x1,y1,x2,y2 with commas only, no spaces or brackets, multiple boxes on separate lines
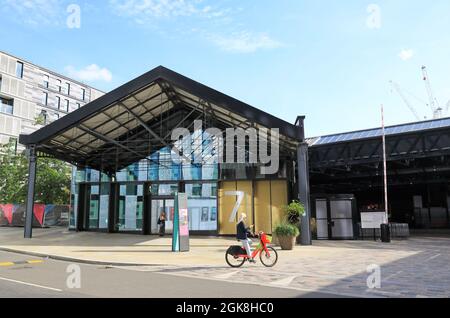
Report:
3,229,450,298
0,251,344,298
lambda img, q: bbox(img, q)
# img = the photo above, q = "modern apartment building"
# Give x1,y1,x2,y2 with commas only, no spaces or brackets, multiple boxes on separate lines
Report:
0,51,104,151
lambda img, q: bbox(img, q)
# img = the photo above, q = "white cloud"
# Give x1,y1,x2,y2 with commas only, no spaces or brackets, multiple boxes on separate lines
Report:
109,1,283,54
398,49,414,61
65,64,113,83
208,32,283,54
1,0,63,26
109,0,222,20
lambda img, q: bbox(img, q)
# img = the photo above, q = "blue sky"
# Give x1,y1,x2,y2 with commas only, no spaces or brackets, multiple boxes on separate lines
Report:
2,0,450,137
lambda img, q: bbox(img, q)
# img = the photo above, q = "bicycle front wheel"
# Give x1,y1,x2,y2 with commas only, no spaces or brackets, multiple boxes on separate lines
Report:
259,246,278,267
225,251,246,268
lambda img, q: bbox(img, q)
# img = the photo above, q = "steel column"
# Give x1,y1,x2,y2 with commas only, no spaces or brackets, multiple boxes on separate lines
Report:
295,117,312,245
24,145,37,239
297,142,312,245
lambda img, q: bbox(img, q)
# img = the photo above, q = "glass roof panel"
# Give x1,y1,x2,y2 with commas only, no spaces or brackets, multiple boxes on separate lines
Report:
310,118,450,146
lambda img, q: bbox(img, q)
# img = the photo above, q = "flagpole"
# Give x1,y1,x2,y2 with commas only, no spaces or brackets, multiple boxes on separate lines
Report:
381,104,389,224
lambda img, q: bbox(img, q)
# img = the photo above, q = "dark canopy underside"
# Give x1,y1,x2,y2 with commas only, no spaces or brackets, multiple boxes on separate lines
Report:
20,66,302,173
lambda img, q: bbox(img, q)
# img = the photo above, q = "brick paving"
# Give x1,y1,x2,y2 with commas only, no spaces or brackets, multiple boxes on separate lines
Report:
115,237,450,298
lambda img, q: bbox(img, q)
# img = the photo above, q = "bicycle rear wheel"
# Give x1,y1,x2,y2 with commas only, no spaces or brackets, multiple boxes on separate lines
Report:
225,251,246,268
259,247,278,267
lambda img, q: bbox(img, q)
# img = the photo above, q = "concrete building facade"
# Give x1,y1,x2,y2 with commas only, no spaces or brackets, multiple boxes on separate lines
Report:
0,51,104,151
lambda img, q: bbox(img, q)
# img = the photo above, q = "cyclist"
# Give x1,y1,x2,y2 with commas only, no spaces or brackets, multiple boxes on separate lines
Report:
236,213,255,263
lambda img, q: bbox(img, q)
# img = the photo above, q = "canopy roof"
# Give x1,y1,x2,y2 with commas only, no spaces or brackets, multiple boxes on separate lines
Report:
307,117,450,147
20,66,302,173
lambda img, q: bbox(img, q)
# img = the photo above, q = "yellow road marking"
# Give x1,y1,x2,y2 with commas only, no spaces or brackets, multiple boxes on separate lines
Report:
0,260,44,267
0,262,15,267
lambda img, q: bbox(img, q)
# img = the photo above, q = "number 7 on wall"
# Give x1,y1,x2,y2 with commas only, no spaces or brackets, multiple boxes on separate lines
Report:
225,191,244,223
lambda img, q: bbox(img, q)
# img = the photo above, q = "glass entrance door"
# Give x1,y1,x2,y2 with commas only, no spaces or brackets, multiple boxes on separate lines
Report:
151,199,174,234
315,197,355,240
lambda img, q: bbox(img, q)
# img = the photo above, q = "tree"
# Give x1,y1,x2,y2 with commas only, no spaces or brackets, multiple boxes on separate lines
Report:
0,139,71,205
0,140,28,203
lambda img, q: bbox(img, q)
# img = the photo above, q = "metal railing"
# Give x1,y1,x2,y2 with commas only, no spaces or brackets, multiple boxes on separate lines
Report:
357,223,410,240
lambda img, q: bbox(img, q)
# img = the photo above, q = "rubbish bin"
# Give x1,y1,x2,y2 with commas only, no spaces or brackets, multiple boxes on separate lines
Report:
381,224,391,243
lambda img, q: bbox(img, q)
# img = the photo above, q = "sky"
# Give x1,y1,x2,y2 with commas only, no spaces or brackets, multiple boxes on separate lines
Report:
2,0,450,138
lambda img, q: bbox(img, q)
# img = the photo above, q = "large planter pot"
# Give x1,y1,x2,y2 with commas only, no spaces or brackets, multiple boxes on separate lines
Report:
278,235,297,250
272,233,279,246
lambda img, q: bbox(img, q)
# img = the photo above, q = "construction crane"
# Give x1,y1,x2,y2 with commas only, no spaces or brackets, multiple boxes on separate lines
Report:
390,80,422,121
391,66,448,120
422,66,443,119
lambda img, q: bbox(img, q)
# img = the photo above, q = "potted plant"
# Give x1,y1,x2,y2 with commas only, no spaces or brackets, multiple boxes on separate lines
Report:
274,222,300,250
272,200,305,249
284,200,305,225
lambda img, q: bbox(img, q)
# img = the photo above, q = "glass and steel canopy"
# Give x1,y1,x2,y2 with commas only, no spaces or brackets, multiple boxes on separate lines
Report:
307,117,450,147
19,66,303,173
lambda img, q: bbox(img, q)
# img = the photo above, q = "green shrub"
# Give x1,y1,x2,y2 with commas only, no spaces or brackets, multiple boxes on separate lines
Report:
283,200,305,225
274,222,300,237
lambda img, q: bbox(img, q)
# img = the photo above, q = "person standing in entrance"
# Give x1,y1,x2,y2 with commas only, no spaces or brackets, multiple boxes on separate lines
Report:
157,212,166,237
236,213,255,263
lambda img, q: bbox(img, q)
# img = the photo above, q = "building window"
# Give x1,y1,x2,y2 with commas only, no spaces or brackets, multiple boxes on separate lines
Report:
42,92,48,106
0,97,14,115
81,88,86,101
16,61,24,78
43,74,49,88
64,99,69,112
65,83,71,95
11,138,18,155
56,96,61,109
76,103,81,109
57,79,62,92
40,110,48,125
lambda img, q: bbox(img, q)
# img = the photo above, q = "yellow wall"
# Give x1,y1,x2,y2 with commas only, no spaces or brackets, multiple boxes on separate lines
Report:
271,180,288,229
236,181,253,229
218,181,237,235
218,179,289,235
254,180,272,234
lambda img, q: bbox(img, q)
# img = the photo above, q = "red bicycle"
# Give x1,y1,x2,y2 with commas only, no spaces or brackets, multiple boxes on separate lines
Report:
225,232,278,268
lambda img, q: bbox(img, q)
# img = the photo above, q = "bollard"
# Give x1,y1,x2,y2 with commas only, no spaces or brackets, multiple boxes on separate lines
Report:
381,224,391,243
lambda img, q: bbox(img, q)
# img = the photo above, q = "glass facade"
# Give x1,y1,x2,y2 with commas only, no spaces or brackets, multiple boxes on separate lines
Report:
69,131,289,235
186,183,217,231
118,184,143,231
70,136,220,233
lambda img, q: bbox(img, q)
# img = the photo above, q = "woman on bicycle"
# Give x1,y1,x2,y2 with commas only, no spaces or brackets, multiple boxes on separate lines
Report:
236,213,255,263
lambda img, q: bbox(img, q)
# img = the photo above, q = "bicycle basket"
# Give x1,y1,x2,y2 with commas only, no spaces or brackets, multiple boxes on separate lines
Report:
261,233,272,244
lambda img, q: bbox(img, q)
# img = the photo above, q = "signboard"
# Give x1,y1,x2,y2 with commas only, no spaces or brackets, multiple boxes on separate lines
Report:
172,193,190,252
361,212,388,229
179,207,189,236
